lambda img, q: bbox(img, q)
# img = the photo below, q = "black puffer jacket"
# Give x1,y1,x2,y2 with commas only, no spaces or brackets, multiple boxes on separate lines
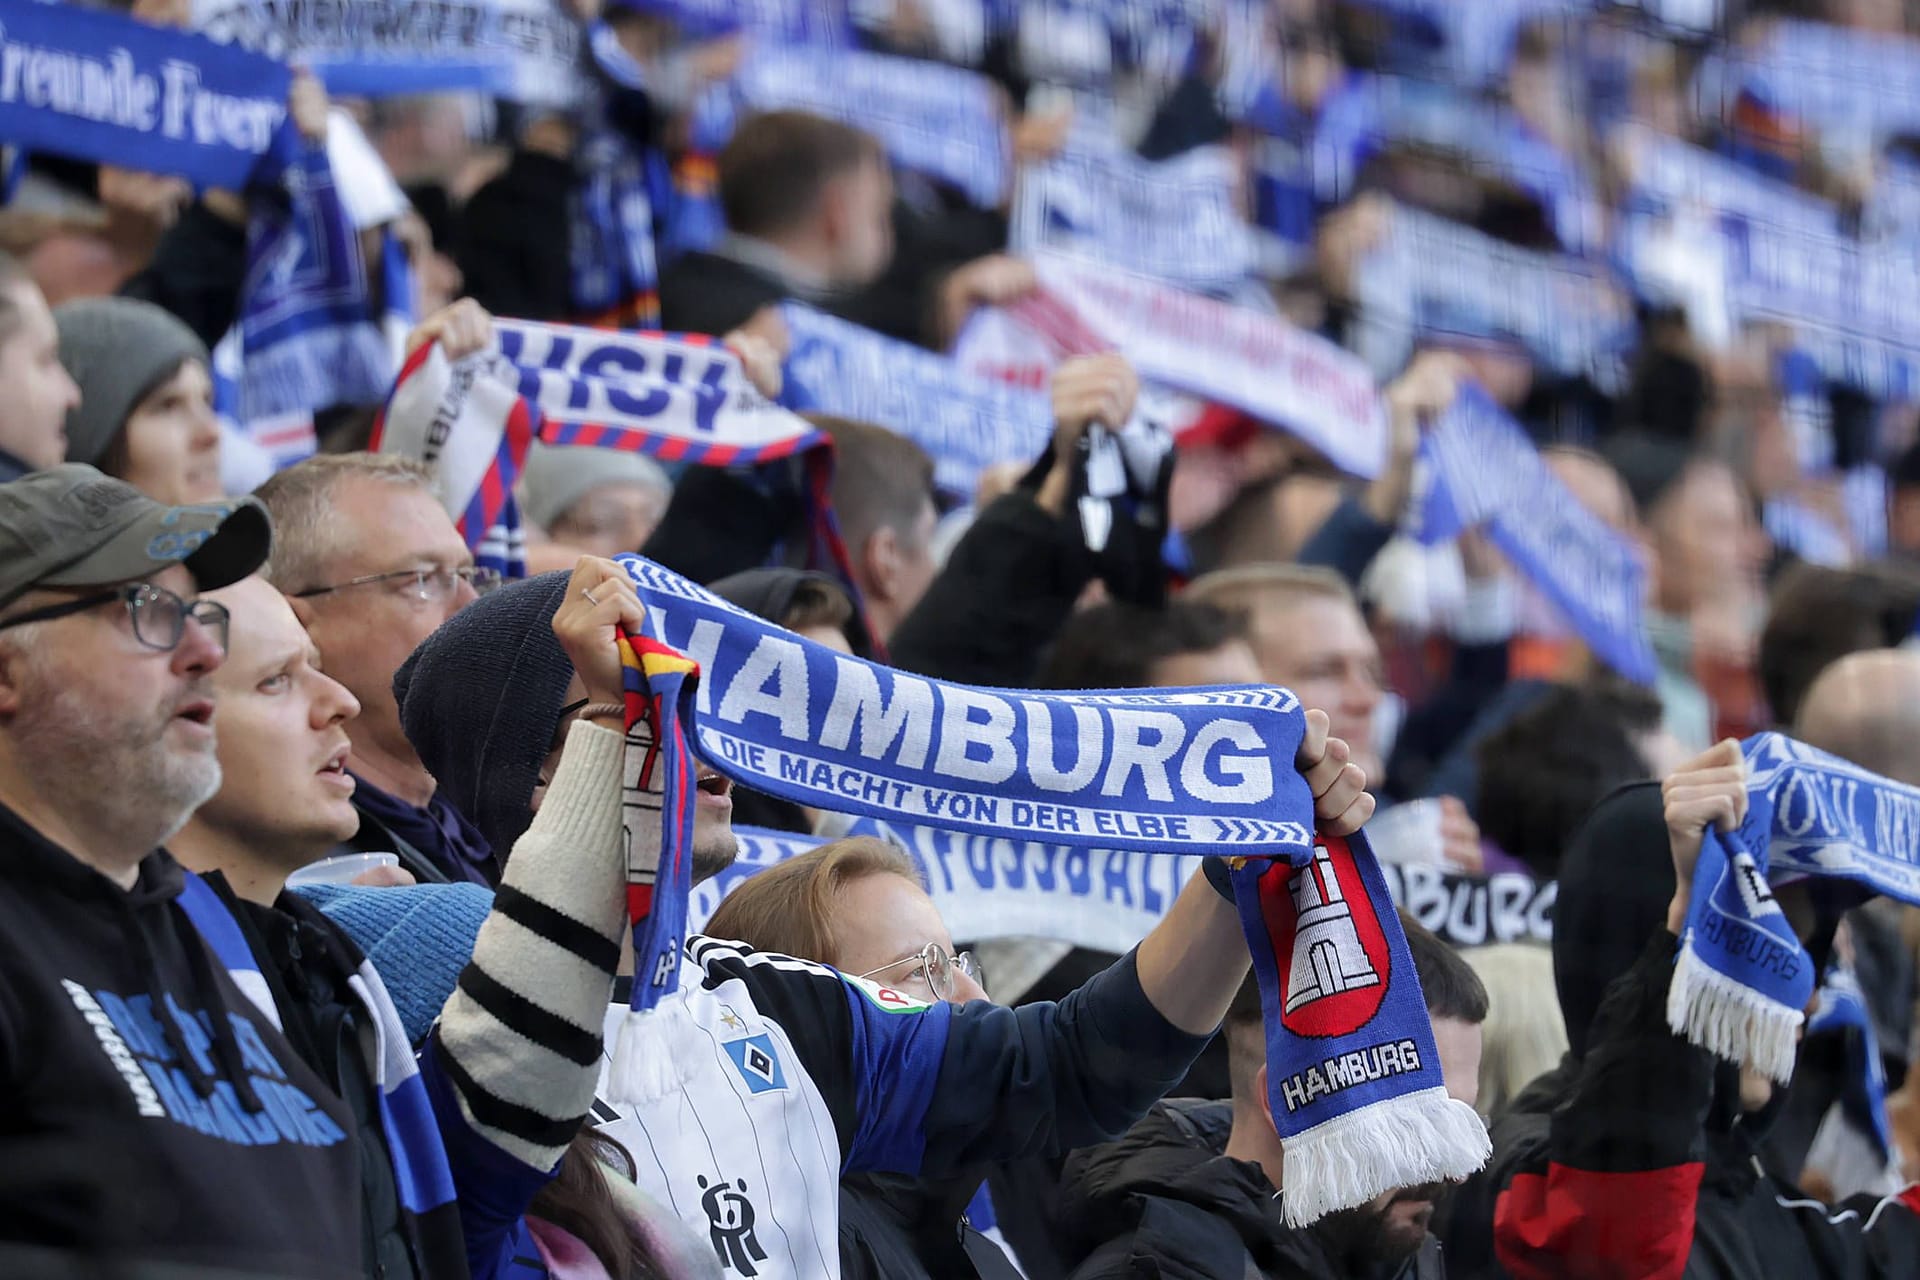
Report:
1057,1100,1444,1280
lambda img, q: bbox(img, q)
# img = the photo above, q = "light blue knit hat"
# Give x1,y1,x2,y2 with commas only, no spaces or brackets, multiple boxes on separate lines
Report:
294,882,494,1045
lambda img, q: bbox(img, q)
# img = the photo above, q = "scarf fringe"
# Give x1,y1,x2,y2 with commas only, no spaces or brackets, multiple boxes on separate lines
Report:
1278,1086,1491,1228
607,998,699,1107
1667,939,1804,1083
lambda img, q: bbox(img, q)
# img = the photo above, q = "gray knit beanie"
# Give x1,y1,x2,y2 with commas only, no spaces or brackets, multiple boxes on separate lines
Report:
55,297,209,468
518,441,671,531
393,571,577,861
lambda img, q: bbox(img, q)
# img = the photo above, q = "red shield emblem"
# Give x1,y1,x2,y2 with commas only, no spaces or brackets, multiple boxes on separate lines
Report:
1259,837,1392,1039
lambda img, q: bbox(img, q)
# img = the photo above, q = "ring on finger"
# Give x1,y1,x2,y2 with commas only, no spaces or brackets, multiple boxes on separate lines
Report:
583,586,600,605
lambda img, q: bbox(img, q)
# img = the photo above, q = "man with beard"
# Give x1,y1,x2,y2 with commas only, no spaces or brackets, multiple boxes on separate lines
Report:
0,466,369,1276
1056,912,1487,1279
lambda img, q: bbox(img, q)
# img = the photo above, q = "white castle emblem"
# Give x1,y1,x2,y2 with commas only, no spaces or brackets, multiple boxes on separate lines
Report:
1284,844,1381,1013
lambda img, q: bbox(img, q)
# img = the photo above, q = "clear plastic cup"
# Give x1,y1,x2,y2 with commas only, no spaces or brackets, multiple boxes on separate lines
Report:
285,851,401,888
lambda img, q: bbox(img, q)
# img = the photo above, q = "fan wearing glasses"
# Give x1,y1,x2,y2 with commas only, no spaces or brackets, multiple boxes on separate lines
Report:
255,450,503,887
705,840,1025,1278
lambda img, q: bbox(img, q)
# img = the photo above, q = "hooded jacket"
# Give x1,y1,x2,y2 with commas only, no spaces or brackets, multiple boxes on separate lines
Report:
1470,782,1920,1280
1056,1100,1444,1280
0,800,363,1277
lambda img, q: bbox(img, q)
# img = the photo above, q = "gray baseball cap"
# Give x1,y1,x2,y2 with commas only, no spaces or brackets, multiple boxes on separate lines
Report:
0,465,273,610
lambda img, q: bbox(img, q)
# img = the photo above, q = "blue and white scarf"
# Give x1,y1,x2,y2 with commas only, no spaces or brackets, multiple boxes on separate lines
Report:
0,0,295,189
175,874,465,1267
1808,964,1897,1171
612,551,1490,1224
1336,0,1588,87
696,823,1555,959
1355,205,1633,391
627,0,852,45
1010,133,1256,295
1000,0,1208,87
376,318,846,583
695,42,1010,209
1413,385,1657,685
779,303,1055,499
238,145,408,424
1669,733,1920,1082
191,0,584,107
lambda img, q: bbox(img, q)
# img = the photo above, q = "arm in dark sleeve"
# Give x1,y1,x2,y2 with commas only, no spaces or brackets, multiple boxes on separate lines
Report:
455,151,576,323
1294,493,1395,590
846,950,1210,1179
888,491,1096,686
118,201,249,348
1494,932,1714,1280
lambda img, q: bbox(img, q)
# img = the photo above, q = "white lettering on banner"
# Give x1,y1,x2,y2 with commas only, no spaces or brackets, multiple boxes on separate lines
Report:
1027,251,1388,479
1381,863,1556,948
191,0,583,106
1278,1039,1423,1114
0,24,284,150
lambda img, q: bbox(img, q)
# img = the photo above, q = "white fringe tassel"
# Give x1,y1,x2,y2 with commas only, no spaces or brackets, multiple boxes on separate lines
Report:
1666,941,1804,1084
1279,1088,1491,1228
607,999,699,1106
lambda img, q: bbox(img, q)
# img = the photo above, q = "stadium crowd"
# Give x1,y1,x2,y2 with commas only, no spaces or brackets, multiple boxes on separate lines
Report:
11,0,1920,1277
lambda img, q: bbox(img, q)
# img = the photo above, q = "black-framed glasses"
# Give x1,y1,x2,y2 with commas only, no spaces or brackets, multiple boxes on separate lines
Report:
857,942,984,1002
0,584,230,654
292,565,502,604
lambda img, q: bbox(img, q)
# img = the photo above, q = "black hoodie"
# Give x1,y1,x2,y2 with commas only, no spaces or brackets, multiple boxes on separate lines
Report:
1056,1099,1444,1280
0,800,363,1277
1463,782,1920,1280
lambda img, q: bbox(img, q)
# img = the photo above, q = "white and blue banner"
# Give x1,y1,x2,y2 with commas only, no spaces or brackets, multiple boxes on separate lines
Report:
1314,75,1603,254
1355,205,1633,390
191,0,582,105
1004,0,1210,87
651,0,852,44
1011,136,1255,295
696,823,1554,954
1711,20,1920,154
1616,123,1842,237
1722,215,1920,403
1020,251,1390,479
699,42,1009,208
1415,385,1657,685
779,303,1055,498
0,0,292,190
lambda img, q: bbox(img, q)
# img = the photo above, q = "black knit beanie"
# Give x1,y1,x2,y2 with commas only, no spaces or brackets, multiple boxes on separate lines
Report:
393,571,576,861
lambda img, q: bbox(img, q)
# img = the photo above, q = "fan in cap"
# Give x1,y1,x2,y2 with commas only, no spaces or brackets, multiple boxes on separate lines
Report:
0,463,272,611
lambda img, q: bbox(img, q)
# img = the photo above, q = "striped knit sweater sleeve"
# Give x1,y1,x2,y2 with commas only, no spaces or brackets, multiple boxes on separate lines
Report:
434,717,631,1170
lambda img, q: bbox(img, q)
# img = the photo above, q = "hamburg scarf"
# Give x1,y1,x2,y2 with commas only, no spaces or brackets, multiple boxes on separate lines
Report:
175,873,467,1272
1414,385,1658,686
609,552,1490,1222
1808,964,1897,1172
373,318,851,586
1668,733,1920,1083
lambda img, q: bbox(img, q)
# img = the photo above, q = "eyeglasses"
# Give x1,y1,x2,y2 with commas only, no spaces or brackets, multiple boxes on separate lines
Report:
856,942,984,1002
0,583,230,653
292,565,502,604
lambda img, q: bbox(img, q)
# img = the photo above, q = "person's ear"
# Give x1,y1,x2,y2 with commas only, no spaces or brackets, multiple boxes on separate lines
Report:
862,526,901,604
0,642,24,719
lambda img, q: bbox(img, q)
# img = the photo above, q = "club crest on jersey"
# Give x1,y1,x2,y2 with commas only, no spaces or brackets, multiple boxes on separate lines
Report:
722,1033,787,1095
843,974,933,1014
1272,838,1391,1039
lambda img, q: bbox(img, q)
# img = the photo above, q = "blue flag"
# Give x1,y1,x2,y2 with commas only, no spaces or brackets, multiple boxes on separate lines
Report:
0,0,292,190
1414,385,1657,685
